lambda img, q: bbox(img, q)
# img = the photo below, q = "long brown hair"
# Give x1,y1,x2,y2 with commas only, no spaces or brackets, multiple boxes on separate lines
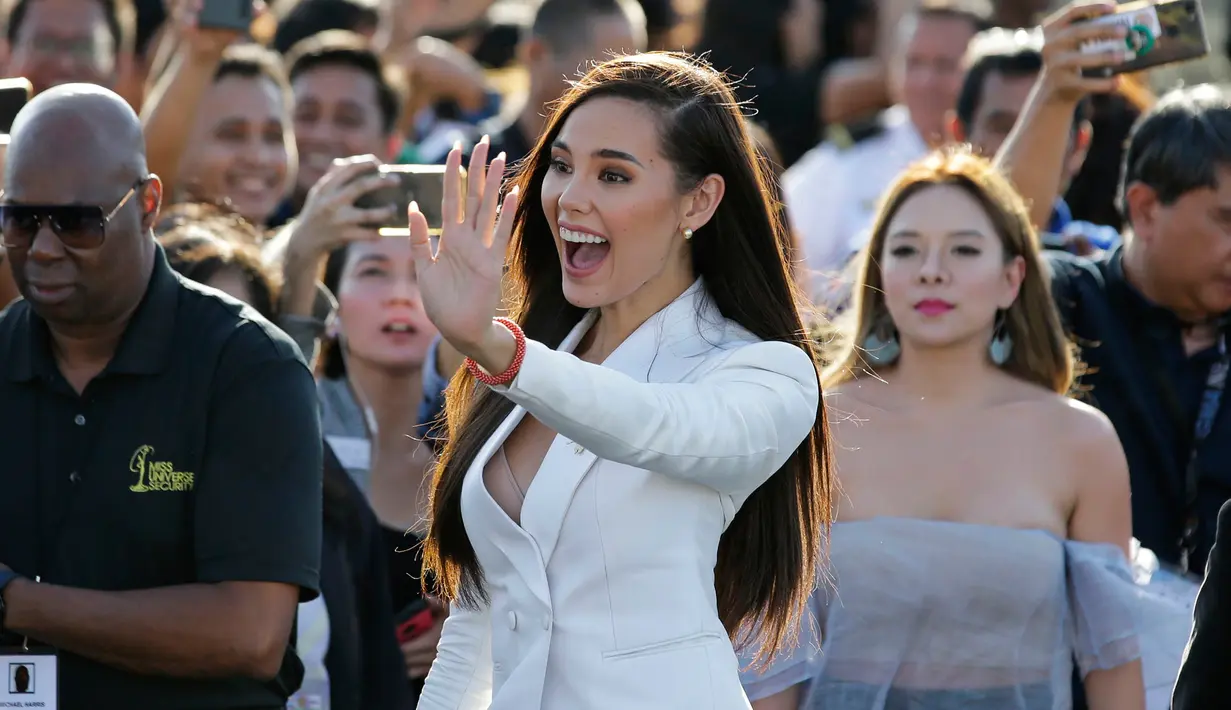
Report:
422,52,832,660
823,147,1073,394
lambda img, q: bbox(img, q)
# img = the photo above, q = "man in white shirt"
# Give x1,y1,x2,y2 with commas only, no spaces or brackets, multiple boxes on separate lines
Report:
782,0,990,305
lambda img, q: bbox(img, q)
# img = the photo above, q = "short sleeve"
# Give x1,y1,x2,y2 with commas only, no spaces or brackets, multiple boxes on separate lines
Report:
1068,540,1201,703
195,325,324,601
1066,542,1141,676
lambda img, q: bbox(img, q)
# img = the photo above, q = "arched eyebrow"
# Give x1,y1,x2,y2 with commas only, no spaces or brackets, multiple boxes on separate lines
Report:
552,139,644,168
888,229,985,239
351,254,390,269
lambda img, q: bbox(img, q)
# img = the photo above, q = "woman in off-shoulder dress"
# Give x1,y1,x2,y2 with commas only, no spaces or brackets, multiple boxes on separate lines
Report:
781,149,1148,710
406,53,832,710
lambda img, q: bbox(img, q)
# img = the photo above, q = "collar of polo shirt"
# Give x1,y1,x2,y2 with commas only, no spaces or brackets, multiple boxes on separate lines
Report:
6,244,180,383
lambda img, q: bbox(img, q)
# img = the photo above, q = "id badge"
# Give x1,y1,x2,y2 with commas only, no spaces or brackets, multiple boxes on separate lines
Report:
0,647,57,708
286,677,329,710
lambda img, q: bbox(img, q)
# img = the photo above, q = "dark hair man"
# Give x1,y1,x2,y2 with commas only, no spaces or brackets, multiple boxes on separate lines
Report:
998,3,1231,581
476,0,647,168
0,84,322,709
271,0,381,55
266,32,409,372
948,27,1116,254
285,29,407,211
3,0,135,96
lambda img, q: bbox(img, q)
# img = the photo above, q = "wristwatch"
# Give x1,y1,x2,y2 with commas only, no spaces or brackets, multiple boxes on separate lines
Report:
0,569,22,635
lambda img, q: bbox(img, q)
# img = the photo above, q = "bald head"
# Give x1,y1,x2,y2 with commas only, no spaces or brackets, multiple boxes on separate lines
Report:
2,83,161,331
7,83,147,187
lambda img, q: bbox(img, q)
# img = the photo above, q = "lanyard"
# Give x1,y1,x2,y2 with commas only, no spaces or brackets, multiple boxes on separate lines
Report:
1179,332,1230,573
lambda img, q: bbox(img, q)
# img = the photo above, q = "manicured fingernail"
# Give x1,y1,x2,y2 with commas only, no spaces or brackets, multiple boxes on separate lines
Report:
453,140,462,152
481,134,491,144
409,200,420,213
495,151,507,162
509,185,520,197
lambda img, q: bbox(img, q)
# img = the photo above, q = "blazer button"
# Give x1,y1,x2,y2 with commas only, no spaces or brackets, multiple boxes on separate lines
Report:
507,610,518,630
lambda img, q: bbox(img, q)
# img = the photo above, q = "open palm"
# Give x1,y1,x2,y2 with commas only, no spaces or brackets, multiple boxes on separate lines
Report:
409,138,519,356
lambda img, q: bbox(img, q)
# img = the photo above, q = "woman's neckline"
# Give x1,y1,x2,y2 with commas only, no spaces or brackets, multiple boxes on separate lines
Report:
836,516,1064,542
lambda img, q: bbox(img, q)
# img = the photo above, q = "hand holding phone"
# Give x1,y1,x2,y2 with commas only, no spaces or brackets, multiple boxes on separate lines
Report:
395,598,437,645
354,164,466,236
172,0,259,57
1078,0,1209,78
195,0,256,33
1032,2,1138,103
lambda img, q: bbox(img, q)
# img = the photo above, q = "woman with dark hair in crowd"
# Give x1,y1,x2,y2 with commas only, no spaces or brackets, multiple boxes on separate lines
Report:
413,52,829,710
316,234,445,700
809,148,1145,709
158,218,411,710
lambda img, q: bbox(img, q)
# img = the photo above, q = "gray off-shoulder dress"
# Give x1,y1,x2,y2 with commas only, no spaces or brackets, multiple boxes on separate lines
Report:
740,517,1194,710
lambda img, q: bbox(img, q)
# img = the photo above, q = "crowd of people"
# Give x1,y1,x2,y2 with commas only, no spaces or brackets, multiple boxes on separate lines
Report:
0,0,1228,709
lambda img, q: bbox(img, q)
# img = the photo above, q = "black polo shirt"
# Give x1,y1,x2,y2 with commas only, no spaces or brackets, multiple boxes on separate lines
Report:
1048,246,1231,572
0,245,323,709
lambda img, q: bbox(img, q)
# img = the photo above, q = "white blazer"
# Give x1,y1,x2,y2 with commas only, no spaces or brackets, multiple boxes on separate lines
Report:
418,279,819,710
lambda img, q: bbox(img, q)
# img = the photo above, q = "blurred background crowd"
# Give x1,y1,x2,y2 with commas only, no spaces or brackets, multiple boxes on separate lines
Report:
0,0,1229,708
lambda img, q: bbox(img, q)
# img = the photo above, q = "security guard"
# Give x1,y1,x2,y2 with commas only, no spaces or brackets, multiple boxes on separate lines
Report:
0,88,322,708
782,0,989,305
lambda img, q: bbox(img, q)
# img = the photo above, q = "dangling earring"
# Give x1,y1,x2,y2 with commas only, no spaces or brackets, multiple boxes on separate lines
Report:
325,315,341,340
863,315,901,366
683,227,694,240
989,310,1013,366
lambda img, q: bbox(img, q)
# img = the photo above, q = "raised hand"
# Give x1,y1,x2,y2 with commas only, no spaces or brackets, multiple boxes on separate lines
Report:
172,0,265,60
289,155,398,257
408,137,519,363
1038,2,1130,104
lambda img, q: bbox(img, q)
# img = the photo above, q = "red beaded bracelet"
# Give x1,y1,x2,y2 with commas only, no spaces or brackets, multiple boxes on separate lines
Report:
465,317,527,387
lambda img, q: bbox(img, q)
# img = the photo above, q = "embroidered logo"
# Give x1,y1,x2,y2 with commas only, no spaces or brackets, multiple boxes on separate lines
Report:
129,445,194,492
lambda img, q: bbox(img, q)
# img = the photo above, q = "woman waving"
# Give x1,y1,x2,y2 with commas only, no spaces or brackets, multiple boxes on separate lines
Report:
412,52,829,710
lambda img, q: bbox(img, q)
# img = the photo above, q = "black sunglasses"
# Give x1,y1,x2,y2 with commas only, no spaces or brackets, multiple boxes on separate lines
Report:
0,178,146,250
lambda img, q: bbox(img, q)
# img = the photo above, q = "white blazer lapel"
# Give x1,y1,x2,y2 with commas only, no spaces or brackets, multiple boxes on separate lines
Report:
521,281,718,564
463,311,599,484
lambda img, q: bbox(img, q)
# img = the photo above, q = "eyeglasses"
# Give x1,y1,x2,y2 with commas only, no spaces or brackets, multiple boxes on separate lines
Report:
0,179,146,251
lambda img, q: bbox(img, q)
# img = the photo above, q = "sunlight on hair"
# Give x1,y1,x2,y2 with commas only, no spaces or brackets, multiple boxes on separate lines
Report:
821,146,1077,396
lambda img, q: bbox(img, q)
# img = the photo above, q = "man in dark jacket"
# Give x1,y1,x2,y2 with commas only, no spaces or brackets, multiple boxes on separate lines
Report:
1173,500,1231,709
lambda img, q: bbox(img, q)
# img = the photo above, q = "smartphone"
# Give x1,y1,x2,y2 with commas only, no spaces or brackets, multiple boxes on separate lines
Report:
197,0,254,33
0,78,32,133
1080,0,1209,78
395,598,435,645
354,164,467,236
